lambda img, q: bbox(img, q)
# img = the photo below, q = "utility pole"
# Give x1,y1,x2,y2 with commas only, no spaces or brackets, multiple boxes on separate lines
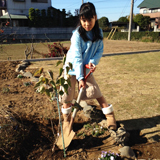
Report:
128,0,134,41
82,0,84,4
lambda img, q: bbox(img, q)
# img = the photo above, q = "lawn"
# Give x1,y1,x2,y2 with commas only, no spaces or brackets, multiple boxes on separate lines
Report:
1,39,159,120
95,51,160,120
1,39,160,60
28,50,160,121
0,40,160,159
0,41,70,60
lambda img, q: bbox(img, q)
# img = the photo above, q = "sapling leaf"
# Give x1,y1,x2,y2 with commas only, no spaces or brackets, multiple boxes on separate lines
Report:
34,57,73,105
56,60,62,66
56,79,60,85
50,80,56,89
59,90,64,95
63,84,68,94
60,77,65,86
39,86,45,93
66,78,71,87
45,89,50,97
59,68,63,77
39,67,43,74
33,68,43,76
69,62,73,70
45,78,49,84
39,76,46,82
34,80,42,88
66,66,70,74
47,70,53,80
63,56,66,65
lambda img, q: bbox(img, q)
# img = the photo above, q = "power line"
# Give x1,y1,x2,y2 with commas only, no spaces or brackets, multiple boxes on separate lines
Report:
52,0,142,20
119,0,130,18
65,6,131,10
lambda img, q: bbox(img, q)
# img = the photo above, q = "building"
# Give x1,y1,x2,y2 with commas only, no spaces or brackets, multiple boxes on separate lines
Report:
0,0,52,27
0,0,74,42
138,0,160,30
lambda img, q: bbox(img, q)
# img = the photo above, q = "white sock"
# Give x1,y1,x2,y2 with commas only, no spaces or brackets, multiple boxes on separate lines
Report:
101,104,113,115
61,106,72,114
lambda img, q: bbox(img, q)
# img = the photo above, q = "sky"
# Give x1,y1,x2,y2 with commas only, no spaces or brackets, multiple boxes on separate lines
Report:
51,0,144,22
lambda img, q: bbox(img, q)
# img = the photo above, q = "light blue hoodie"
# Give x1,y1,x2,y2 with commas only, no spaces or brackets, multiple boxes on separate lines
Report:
65,27,104,81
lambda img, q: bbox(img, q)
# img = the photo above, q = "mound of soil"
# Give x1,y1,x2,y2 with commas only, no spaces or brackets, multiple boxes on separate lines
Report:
0,61,160,160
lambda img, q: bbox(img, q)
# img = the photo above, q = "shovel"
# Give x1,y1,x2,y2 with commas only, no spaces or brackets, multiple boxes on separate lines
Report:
56,64,93,150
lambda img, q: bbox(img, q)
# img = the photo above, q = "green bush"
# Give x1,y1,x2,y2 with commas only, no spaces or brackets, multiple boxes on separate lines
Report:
103,31,160,42
98,17,109,30
29,8,35,27
103,32,110,38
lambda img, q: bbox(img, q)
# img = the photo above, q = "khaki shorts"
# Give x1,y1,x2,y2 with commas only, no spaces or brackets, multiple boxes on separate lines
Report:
59,74,102,103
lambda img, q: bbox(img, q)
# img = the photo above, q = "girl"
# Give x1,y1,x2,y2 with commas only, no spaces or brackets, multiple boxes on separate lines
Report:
60,2,117,131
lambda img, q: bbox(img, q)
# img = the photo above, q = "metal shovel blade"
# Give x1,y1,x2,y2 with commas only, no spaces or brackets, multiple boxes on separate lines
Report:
56,126,75,149
56,65,92,150
56,88,83,149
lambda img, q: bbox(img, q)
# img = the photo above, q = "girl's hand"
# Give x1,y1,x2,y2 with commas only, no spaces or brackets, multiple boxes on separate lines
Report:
88,62,96,72
79,79,85,90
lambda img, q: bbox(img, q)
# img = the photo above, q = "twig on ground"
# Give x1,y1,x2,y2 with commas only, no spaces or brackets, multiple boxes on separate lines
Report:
0,148,9,155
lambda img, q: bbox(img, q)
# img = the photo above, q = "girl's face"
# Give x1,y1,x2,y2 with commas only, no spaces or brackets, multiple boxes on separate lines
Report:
80,15,97,32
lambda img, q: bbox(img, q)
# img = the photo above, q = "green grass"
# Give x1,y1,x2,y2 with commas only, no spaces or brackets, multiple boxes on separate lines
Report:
95,52,160,120
0,41,160,121
0,41,70,60
28,51,160,121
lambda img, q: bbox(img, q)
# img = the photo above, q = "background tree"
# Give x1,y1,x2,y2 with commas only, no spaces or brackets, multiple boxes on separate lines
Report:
35,9,40,27
56,9,61,27
66,10,72,18
66,11,75,27
143,16,150,30
98,17,109,30
118,16,129,22
134,14,150,30
127,14,135,22
52,8,58,27
29,8,36,27
62,9,66,27
74,9,79,16
28,8,77,27
41,9,46,27
47,8,53,27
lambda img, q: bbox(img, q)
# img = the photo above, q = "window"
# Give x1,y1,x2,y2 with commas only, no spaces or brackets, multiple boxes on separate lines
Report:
13,0,25,1
143,9,149,14
0,0,7,7
151,9,158,13
31,0,48,2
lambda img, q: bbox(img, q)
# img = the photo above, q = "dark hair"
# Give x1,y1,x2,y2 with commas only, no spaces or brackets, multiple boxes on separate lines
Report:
78,2,103,42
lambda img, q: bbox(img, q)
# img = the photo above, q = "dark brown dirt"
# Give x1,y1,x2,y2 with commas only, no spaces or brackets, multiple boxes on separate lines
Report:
0,61,160,160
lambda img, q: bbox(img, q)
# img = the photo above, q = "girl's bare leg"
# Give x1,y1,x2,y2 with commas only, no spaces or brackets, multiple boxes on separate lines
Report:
96,96,109,108
63,103,72,109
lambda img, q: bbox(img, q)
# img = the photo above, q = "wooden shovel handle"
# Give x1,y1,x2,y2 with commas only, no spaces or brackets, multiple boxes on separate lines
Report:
71,87,83,118
72,65,94,119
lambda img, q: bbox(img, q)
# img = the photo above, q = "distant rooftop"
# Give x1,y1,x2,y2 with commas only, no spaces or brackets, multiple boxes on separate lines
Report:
138,0,160,9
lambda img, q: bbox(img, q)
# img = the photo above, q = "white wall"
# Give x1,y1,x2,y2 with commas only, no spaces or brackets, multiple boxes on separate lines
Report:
2,27,74,34
140,8,160,14
139,8,150,14
1,27,75,40
6,0,51,15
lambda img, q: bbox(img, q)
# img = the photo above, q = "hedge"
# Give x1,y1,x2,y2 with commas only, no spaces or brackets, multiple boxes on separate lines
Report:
103,31,160,42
